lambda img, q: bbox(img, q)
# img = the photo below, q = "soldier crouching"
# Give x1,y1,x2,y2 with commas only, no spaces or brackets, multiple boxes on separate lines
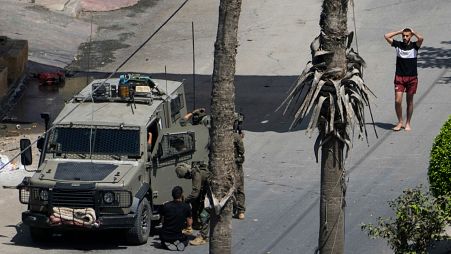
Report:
175,162,211,246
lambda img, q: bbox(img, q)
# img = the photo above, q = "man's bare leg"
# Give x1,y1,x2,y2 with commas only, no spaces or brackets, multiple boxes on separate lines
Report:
405,93,414,131
394,92,404,131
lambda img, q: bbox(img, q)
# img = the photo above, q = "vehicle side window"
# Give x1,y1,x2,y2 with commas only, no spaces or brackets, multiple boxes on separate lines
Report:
158,132,195,161
170,94,184,122
147,121,159,153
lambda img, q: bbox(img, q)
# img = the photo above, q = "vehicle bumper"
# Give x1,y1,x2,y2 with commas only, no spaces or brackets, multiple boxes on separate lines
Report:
22,211,136,230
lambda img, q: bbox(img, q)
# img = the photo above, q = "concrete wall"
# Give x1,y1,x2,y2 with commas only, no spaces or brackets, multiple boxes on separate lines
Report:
0,37,28,85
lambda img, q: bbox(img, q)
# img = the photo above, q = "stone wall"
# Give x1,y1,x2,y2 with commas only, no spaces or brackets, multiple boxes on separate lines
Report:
0,37,28,85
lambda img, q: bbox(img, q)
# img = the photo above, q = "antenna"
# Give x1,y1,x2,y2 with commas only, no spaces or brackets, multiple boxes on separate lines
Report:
165,65,168,95
88,11,94,162
87,11,93,86
192,21,196,110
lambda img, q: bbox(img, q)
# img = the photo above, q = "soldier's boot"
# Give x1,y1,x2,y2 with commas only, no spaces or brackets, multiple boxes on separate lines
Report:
238,212,245,220
189,235,207,246
182,226,193,235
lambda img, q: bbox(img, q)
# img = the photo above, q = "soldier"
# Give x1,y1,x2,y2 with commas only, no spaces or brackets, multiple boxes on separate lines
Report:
175,162,210,246
233,112,246,220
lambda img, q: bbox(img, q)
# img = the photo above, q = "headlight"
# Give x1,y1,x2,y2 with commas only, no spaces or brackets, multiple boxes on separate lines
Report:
103,191,115,204
98,190,132,207
19,188,30,204
39,189,49,201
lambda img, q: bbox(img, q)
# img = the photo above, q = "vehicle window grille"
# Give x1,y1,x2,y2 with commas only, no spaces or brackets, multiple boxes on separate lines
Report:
48,126,140,157
159,132,195,161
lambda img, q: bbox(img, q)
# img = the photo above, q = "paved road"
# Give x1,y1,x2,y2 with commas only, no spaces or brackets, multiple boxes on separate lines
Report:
1,0,450,253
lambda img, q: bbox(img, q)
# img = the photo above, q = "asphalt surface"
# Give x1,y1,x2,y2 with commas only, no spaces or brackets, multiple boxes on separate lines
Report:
1,0,451,253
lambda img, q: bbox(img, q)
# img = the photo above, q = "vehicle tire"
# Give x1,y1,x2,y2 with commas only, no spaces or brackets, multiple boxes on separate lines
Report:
29,226,52,242
126,198,151,245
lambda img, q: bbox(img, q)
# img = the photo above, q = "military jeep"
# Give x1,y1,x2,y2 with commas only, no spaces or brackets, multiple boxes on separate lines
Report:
17,75,209,244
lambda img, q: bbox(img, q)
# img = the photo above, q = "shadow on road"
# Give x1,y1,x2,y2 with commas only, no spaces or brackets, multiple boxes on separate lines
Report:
6,223,129,251
418,40,451,69
370,122,396,130
5,222,193,251
5,61,310,134
151,72,305,133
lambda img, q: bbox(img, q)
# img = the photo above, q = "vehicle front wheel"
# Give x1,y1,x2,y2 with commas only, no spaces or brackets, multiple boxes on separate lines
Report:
126,198,151,245
29,226,52,242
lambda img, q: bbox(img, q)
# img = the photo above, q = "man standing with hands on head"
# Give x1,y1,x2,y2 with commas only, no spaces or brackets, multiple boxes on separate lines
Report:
384,28,423,131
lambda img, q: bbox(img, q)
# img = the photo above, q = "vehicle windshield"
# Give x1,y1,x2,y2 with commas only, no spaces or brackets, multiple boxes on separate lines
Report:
47,125,140,157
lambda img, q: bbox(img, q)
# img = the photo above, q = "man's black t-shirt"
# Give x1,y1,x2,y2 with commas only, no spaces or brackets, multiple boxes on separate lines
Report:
392,40,420,76
160,200,192,242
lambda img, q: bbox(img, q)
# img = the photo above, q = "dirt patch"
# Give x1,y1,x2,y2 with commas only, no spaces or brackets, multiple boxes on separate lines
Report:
66,40,130,71
125,0,159,17
81,0,140,12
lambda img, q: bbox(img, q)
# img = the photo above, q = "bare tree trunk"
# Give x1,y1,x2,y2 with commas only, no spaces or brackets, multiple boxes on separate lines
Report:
209,0,242,253
318,1,348,253
318,135,345,254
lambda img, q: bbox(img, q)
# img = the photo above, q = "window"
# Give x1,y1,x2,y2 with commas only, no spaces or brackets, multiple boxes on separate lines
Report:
147,121,159,153
48,126,140,157
170,94,184,121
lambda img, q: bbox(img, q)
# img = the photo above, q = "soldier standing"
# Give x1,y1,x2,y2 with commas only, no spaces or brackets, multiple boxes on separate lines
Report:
175,162,210,246
233,113,246,220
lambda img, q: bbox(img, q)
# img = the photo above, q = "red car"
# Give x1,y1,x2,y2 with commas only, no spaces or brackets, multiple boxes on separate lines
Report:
37,71,65,85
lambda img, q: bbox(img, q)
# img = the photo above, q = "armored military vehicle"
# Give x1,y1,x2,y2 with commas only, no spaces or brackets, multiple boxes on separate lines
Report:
17,74,210,244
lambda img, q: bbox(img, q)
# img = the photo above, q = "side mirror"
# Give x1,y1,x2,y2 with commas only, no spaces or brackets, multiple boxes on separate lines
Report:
20,139,32,166
36,136,44,152
40,112,50,131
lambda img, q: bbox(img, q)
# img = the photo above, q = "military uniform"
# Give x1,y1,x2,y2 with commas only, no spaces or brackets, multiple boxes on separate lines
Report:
176,163,210,243
187,165,209,226
233,132,246,216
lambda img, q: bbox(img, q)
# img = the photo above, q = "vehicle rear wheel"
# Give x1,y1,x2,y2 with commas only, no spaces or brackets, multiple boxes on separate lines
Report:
126,198,151,245
29,226,52,242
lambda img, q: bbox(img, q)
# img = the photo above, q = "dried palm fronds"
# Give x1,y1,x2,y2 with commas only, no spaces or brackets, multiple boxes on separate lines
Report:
278,33,377,161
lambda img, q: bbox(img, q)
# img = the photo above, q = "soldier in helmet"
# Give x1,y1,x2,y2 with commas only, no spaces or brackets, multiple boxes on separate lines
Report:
233,112,246,220
175,162,210,246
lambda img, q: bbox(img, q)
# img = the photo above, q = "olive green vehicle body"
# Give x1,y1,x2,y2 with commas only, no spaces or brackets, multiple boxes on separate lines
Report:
18,78,209,244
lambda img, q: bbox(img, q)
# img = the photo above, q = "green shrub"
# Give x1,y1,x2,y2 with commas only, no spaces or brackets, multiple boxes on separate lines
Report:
428,115,451,197
361,186,450,254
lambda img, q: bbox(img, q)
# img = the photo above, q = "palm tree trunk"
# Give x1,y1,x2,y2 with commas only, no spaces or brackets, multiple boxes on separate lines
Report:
320,0,348,78
318,1,348,253
209,0,242,253
318,135,345,254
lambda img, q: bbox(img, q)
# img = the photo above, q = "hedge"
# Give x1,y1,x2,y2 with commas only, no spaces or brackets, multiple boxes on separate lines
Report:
428,115,451,197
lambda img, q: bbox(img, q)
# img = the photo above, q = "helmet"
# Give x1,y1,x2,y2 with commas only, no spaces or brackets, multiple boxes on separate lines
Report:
192,108,207,125
175,163,191,178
